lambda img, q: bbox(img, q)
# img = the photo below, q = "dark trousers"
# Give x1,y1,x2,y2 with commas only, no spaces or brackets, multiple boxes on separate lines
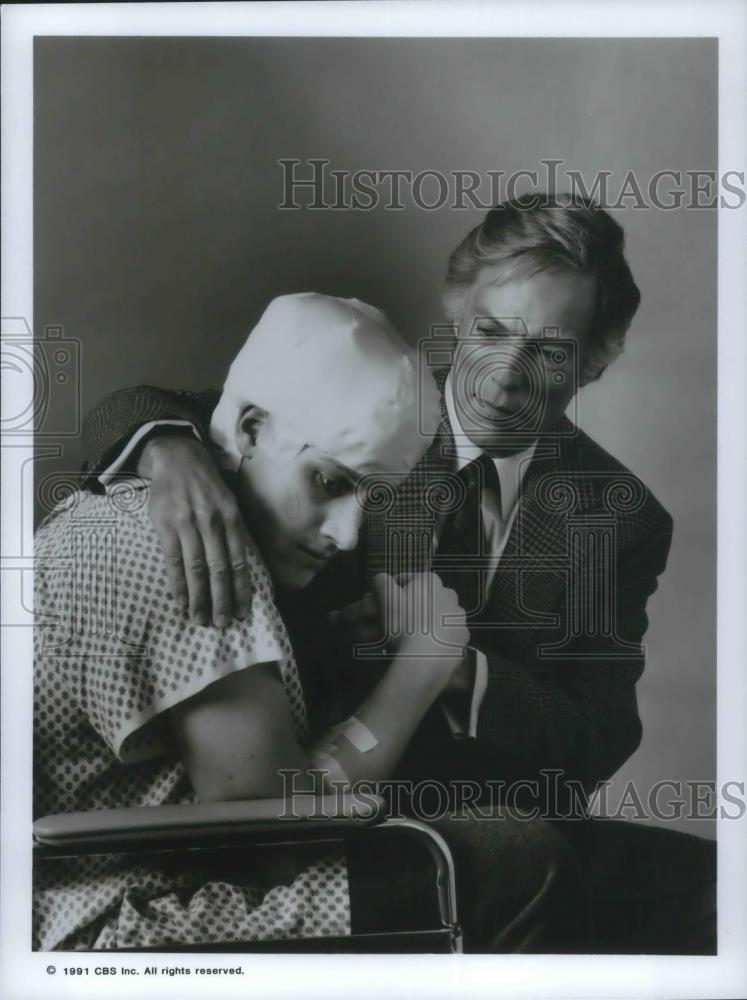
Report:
563,817,717,955
349,812,716,954
349,808,588,952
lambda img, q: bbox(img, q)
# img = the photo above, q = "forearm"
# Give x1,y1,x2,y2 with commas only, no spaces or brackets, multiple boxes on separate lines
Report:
173,654,455,804
175,573,467,804
314,654,457,787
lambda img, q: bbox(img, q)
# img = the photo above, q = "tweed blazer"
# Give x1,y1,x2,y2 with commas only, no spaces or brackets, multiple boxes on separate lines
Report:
81,377,673,811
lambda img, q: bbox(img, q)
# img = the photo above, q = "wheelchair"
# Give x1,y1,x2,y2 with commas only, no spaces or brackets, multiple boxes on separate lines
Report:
33,792,463,953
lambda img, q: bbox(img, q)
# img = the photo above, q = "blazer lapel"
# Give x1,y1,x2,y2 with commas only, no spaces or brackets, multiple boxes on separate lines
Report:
366,374,609,662
478,419,600,659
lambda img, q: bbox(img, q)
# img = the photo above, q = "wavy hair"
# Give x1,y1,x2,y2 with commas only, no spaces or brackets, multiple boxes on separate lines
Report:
443,193,641,384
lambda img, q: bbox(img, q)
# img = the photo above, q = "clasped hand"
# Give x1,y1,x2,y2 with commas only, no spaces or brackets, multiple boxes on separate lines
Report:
329,572,469,669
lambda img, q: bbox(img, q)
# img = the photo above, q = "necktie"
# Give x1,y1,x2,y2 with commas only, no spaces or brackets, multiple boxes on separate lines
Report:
436,453,502,616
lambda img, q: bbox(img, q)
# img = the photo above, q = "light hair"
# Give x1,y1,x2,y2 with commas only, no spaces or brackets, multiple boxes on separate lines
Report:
443,193,641,384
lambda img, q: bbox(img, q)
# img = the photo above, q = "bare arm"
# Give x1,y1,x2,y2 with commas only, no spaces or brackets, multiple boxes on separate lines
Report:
170,662,310,802
170,573,468,802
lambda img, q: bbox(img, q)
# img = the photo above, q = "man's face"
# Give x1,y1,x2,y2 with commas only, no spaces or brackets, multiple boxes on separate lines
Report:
239,443,362,589
452,268,596,456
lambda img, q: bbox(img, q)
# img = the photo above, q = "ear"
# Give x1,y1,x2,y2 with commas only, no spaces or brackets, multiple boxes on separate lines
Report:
235,404,269,459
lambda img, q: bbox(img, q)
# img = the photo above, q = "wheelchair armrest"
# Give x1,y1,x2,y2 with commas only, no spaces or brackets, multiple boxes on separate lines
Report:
34,792,385,854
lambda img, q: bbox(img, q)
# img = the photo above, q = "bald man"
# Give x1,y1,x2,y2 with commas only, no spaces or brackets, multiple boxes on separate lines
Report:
38,293,583,952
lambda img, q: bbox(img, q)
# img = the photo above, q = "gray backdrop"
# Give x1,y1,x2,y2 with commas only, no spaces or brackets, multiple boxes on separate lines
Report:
34,37,717,836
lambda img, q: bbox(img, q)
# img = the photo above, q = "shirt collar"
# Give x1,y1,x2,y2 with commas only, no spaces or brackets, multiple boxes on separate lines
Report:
444,370,537,521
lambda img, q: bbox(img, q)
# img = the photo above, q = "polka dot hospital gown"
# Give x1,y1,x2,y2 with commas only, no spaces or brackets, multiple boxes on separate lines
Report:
33,486,350,950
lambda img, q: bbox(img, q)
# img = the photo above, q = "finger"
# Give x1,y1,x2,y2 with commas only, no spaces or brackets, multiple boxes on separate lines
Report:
334,599,366,628
199,515,234,629
371,572,401,638
159,527,189,613
371,572,395,614
395,570,442,592
179,525,211,626
224,514,253,620
347,625,387,652
410,574,444,635
337,593,379,628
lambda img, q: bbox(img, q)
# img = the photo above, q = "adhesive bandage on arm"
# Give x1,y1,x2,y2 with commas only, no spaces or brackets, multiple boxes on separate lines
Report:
308,715,378,789
338,716,378,753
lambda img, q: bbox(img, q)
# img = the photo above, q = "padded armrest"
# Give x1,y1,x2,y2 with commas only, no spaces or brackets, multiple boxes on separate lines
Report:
34,792,385,852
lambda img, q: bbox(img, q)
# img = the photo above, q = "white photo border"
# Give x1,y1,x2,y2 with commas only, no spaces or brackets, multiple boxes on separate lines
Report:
2,2,745,998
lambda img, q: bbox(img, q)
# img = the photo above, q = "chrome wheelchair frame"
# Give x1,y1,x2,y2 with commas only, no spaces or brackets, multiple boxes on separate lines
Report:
33,793,463,954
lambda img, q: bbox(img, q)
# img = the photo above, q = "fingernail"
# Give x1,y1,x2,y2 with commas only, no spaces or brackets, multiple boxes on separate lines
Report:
215,615,231,629
195,613,209,627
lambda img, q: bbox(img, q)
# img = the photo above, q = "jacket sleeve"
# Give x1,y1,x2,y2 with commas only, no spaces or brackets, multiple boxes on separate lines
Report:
80,385,221,488
473,512,673,811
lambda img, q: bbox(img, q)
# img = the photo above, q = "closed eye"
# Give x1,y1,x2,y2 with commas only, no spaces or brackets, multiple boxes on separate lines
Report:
312,470,350,499
476,325,510,339
539,344,569,363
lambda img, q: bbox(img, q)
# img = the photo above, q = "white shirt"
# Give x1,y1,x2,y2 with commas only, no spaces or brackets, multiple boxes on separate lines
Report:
439,371,537,737
442,370,537,587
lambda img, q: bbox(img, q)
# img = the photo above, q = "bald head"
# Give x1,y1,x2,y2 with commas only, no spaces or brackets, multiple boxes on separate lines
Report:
210,293,439,476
